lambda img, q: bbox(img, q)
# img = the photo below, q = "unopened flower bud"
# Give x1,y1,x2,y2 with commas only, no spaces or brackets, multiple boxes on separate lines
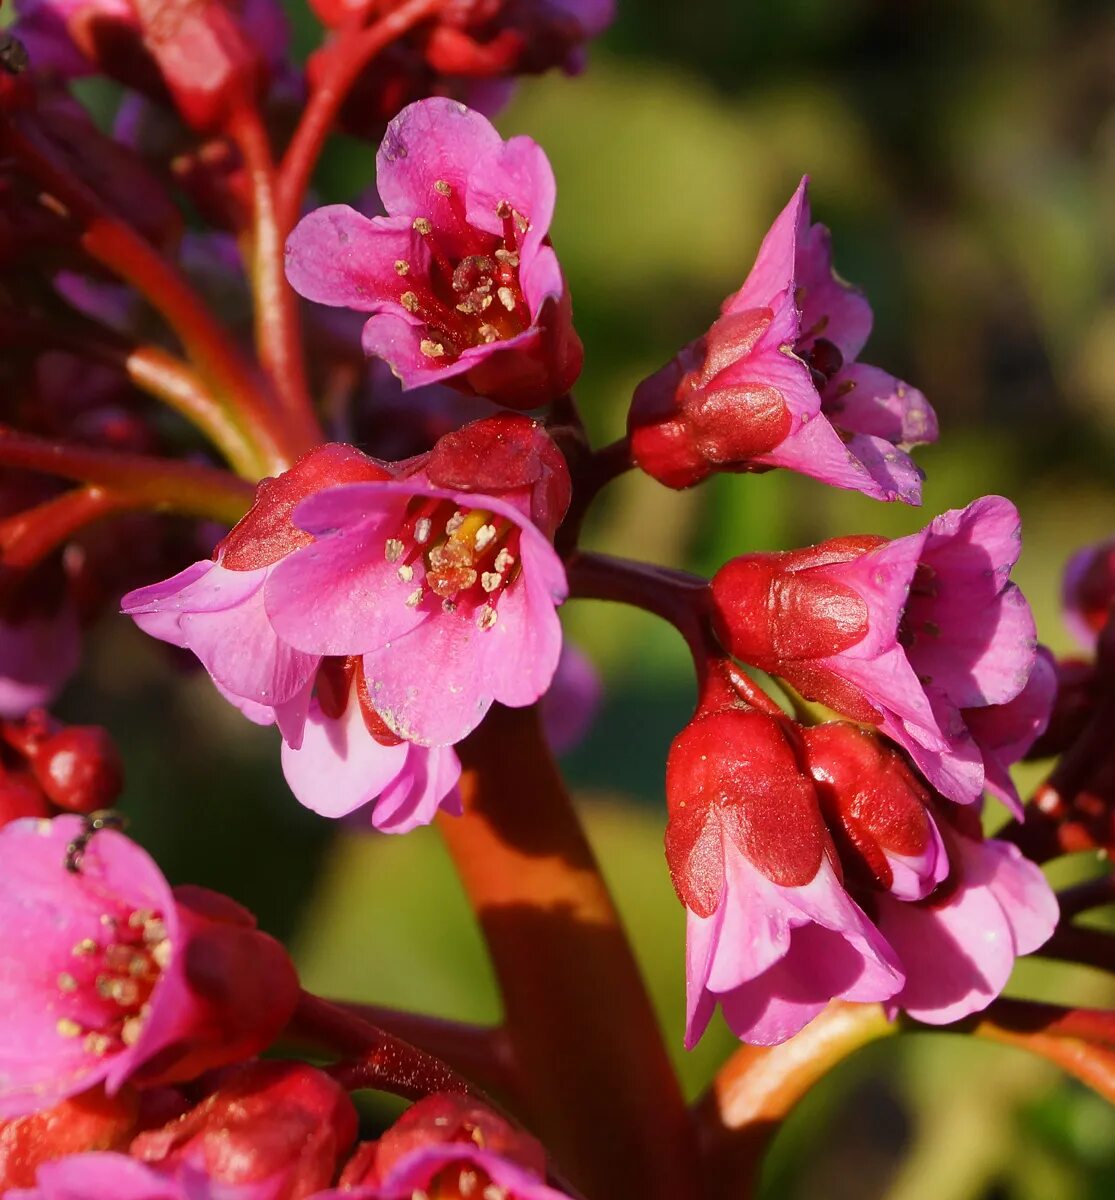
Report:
1063,538,1115,653
131,1060,357,1198
26,726,124,814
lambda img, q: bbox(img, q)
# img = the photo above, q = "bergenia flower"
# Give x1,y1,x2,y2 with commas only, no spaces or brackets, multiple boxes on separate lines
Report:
263,414,570,747
8,1153,199,1200
804,722,1057,1025
285,97,583,409
0,816,299,1117
874,818,1058,1024
665,707,904,1047
1062,538,1115,652
712,496,1048,808
628,176,936,502
121,444,462,832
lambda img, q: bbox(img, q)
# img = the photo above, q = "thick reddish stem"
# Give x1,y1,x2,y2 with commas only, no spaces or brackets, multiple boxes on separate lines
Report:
226,104,323,453
276,0,447,233
437,703,700,1200
1,487,151,569
290,991,479,1102
694,1002,896,1200
0,428,254,526
332,1001,517,1099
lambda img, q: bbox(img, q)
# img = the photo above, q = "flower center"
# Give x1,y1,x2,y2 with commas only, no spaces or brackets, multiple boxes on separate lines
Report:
384,497,521,630
395,182,532,365
425,1163,511,1199
54,905,170,1060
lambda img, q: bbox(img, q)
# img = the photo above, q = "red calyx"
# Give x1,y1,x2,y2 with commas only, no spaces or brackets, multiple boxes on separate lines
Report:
711,549,874,668
628,309,793,490
803,723,933,893
131,1060,358,1199
341,1094,546,1187
0,1087,139,1190
1,711,124,816
423,414,572,534
664,707,825,917
218,443,392,571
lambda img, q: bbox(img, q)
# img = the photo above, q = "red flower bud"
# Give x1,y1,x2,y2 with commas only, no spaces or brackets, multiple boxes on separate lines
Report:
803,723,941,897
628,309,793,489
0,1087,138,1190
131,1060,358,1198
664,707,824,917
0,770,51,827
340,1094,546,1188
26,726,124,813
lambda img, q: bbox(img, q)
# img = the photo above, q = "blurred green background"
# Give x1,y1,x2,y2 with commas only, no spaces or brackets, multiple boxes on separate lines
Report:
56,1,1115,1196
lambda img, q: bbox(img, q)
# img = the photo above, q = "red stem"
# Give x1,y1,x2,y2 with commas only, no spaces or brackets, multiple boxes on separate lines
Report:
226,104,323,453
0,119,291,476
331,1001,518,1100
290,991,480,1102
276,0,447,234
1,487,153,569
437,703,700,1200
0,427,254,526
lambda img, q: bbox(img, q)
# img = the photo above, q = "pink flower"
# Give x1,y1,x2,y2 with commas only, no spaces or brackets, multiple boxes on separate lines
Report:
804,723,1057,1025
712,496,1048,808
0,816,299,1117
540,641,603,755
8,1153,201,1200
629,177,936,501
874,822,1058,1025
665,707,903,1047
121,445,462,833
285,97,583,409
0,596,80,720
263,416,570,747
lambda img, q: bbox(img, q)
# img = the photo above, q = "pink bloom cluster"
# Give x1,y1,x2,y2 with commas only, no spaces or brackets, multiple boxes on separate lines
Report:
122,415,569,831
629,178,937,502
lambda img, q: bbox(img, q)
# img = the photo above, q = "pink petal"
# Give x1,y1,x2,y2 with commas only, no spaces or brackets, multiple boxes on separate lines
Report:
280,699,411,818
795,218,873,360
842,433,925,505
965,836,1058,957
372,743,462,834
9,1152,188,1200
824,363,938,446
284,207,427,312
727,177,806,315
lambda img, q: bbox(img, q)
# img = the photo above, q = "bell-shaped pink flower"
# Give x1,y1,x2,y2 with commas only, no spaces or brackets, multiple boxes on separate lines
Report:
285,97,583,409
873,816,1058,1024
665,706,903,1048
712,496,1048,808
629,177,936,501
0,817,299,1118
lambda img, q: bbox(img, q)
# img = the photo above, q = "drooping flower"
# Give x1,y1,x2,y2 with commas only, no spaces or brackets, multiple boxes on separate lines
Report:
0,816,299,1117
285,97,582,408
665,705,904,1047
263,414,570,747
628,177,936,501
121,443,463,831
804,721,1058,1025
711,496,1048,808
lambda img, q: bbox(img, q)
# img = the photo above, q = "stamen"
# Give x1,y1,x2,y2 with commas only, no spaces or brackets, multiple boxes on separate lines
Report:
474,524,497,552
413,217,432,235
395,260,410,276
385,539,405,563
445,510,466,534
477,605,498,631
401,291,420,312
481,572,502,593
57,972,77,993
434,179,452,196
494,548,515,573
420,339,445,358
405,587,424,608
414,518,432,544
497,287,516,312
397,564,414,583
56,1018,81,1038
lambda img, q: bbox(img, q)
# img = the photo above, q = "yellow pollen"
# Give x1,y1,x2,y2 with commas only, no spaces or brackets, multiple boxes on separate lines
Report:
83,1033,112,1057
401,291,419,312
56,1018,82,1039
121,1016,144,1046
57,972,77,993
128,909,153,929
413,217,432,235
419,339,445,358
142,919,167,945
481,572,501,593
151,940,172,970
497,287,516,312
397,564,414,583
434,179,452,196
494,248,519,267
405,587,424,608
477,606,498,631
477,324,499,344
394,260,410,276
73,939,97,957
385,538,405,563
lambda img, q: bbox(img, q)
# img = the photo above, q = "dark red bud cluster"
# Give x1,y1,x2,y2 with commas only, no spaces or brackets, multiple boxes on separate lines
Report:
0,709,123,823
627,309,791,489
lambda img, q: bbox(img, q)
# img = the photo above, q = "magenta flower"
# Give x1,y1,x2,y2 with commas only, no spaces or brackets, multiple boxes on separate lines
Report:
629,177,936,501
0,816,299,1117
285,97,583,409
540,641,603,755
121,445,462,833
8,1153,199,1200
0,597,80,719
874,820,1058,1024
713,496,1047,808
665,708,903,1048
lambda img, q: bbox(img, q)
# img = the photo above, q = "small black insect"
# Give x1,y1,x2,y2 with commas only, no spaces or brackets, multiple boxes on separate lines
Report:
64,810,129,874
